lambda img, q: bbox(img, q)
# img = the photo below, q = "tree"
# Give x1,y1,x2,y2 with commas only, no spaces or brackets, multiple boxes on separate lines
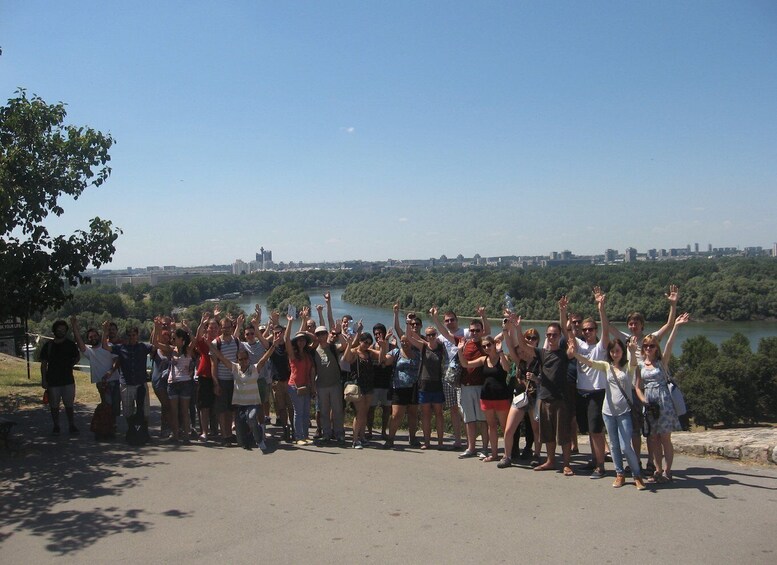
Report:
0,89,120,319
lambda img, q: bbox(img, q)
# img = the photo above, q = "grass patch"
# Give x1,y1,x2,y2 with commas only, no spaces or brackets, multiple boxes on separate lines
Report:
0,353,101,412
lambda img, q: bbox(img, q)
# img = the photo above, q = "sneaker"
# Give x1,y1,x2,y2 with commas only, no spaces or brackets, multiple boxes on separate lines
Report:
497,457,512,469
458,450,477,459
199,433,208,442
353,440,363,450
68,425,80,435
612,474,626,488
581,460,597,471
590,467,605,479
258,440,268,452
605,451,613,462
477,451,487,459
382,439,394,449
51,425,61,436
635,477,647,491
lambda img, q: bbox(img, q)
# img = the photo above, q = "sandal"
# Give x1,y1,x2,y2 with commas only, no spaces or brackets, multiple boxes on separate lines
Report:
563,466,575,476
483,455,496,463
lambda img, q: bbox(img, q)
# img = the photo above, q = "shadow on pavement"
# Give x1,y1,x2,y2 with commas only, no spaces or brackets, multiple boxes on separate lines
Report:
0,404,191,555
660,465,777,499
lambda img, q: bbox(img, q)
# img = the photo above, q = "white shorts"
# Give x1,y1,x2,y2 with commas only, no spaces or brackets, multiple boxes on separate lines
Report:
48,384,76,408
371,388,391,407
459,385,485,423
121,383,151,418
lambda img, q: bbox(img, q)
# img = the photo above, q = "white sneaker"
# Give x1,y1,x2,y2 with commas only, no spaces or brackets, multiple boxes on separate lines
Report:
353,440,363,450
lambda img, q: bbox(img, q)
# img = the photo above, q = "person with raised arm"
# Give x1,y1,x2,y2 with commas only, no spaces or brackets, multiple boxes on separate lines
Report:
416,325,448,449
498,325,541,468
635,312,690,483
507,301,576,476
210,336,277,452
153,318,199,444
573,336,646,490
433,307,491,459
457,334,511,462
342,320,386,448
429,307,465,450
285,311,316,445
572,287,611,479
71,315,120,430
609,284,680,474
382,316,426,449
194,312,219,441
211,316,243,446
103,320,153,429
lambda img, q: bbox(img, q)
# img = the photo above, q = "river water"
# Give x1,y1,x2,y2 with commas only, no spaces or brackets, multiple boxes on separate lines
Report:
238,289,775,350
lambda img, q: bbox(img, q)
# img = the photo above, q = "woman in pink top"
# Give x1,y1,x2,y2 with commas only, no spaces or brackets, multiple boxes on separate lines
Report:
285,314,315,445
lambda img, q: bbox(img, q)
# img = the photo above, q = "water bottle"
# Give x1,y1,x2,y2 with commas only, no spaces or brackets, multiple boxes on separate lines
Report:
504,293,515,312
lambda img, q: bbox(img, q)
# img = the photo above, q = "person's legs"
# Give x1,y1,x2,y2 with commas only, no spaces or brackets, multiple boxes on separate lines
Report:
616,413,642,478
388,405,406,440
246,406,263,447
288,385,307,441
168,393,180,441
444,381,463,446
484,409,499,459
660,432,674,475
153,384,171,436
433,403,445,445
502,406,524,462
407,404,418,444
318,385,334,440
421,402,432,446
603,413,624,474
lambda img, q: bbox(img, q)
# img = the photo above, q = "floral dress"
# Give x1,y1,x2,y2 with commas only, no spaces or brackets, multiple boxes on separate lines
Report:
641,363,681,434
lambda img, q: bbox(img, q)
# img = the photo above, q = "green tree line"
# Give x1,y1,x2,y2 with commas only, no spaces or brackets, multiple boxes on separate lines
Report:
342,258,777,321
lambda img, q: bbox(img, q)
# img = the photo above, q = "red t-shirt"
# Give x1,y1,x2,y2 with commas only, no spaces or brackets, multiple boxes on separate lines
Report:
459,337,485,387
196,337,212,378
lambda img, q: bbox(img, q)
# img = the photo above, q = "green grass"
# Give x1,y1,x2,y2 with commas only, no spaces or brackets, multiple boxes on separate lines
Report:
0,354,101,412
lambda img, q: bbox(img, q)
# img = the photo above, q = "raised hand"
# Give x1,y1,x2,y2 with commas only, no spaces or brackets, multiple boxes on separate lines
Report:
628,335,638,354
429,306,438,317
201,311,210,325
476,306,486,317
666,284,679,305
355,319,364,334
393,302,400,313
592,287,605,305
558,295,569,310
675,312,690,326
324,291,331,302
213,306,222,319
316,304,324,314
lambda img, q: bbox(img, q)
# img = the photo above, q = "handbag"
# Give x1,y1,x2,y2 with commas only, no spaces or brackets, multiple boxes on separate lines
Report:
668,381,687,416
344,382,361,403
512,391,529,409
344,357,362,402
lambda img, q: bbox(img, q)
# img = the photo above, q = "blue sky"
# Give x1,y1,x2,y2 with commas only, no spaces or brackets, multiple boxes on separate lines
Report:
2,1,776,267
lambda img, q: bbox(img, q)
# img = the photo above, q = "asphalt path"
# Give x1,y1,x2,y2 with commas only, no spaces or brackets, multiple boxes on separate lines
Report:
2,407,777,564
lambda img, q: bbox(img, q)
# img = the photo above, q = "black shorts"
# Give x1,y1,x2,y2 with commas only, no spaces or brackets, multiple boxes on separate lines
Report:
576,389,606,434
197,378,215,410
390,386,417,406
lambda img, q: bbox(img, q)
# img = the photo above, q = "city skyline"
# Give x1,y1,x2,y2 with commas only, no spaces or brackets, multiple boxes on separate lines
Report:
3,3,776,268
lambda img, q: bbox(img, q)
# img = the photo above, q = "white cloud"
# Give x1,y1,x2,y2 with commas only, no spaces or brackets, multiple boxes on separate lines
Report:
722,220,733,229
398,217,408,223
340,126,355,134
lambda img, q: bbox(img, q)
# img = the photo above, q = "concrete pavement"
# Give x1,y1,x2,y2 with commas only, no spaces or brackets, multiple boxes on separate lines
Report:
2,405,777,563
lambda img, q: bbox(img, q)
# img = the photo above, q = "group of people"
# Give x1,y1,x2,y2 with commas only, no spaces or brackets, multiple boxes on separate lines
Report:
40,287,689,490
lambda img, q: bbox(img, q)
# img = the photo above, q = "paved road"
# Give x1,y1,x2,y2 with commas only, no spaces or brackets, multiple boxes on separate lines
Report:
2,407,776,564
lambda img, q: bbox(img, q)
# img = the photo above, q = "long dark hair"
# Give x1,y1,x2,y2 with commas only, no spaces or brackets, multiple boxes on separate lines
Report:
175,328,191,355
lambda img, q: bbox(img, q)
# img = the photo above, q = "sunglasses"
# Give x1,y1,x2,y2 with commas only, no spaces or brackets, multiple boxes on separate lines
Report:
526,335,539,341
426,332,437,338
546,333,559,338
444,318,456,323
469,328,482,333
582,327,596,333
482,342,494,348
643,344,657,350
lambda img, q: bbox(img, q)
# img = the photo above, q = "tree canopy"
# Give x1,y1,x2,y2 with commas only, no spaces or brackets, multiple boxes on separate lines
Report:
0,89,120,319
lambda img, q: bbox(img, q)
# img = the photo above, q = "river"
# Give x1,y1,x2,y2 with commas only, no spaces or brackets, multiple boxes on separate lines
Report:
238,289,775,350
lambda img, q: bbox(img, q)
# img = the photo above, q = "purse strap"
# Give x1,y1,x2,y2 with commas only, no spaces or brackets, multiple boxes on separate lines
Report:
609,365,634,410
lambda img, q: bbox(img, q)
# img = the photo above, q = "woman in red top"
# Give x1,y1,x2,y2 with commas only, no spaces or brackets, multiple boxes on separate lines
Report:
286,314,315,445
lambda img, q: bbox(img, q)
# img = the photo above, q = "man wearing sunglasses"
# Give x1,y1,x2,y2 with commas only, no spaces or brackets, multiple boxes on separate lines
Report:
572,287,611,478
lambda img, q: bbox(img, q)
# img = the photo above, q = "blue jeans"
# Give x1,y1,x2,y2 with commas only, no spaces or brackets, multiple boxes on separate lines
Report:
603,412,642,477
289,385,311,440
235,405,263,448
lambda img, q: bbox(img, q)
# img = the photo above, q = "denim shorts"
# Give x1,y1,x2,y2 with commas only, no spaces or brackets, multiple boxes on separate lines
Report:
418,390,445,405
167,380,194,399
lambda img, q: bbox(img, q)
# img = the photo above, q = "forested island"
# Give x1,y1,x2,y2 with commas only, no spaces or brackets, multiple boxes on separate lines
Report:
343,258,777,322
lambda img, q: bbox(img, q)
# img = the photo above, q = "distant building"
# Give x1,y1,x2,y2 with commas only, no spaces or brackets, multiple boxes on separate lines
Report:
605,249,618,262
694,243,699,253
773,243,777,257
624,247,637,262
233,259,248,275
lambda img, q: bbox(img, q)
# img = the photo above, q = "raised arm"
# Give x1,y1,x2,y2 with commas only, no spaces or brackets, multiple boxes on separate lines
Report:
324,292,336,330
255,339,278,372
233,313,245,340
100,320,113,351
392,302,404,339
476,306,491,336
593,287,610,347
315,303,326,328
558,295,571,341
654,284,679,341
663,312,689,362
70,315,86,353
506,314,535,361
284,313,294,350
429,306,455,344
456,346,486,369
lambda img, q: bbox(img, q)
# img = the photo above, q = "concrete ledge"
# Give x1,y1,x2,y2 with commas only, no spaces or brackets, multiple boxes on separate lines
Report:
671,428,777,465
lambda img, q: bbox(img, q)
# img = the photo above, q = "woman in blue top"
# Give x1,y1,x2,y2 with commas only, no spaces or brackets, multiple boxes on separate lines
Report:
382,329,425,449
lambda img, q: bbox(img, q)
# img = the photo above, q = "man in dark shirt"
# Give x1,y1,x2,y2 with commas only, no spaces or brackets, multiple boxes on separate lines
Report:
103,322,153,425
40,320,81,435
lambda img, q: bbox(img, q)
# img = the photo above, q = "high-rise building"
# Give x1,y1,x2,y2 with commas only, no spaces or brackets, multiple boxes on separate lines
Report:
624,247,637,262
233,259,248,275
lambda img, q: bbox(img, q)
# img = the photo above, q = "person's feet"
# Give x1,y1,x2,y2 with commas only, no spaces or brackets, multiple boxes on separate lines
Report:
497,456,512,469
612,473,625,488
562,466,575,476
482,455,497,463
534,461,556,471
634,477,647,491
458,449,477,459
590,467,606,480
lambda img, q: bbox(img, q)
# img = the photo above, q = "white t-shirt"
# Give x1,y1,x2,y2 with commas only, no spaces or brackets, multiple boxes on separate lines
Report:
84,346,118,384
575,337,608,390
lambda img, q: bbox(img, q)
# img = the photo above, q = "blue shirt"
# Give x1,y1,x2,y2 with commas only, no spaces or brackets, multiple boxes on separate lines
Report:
112,342,153,386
